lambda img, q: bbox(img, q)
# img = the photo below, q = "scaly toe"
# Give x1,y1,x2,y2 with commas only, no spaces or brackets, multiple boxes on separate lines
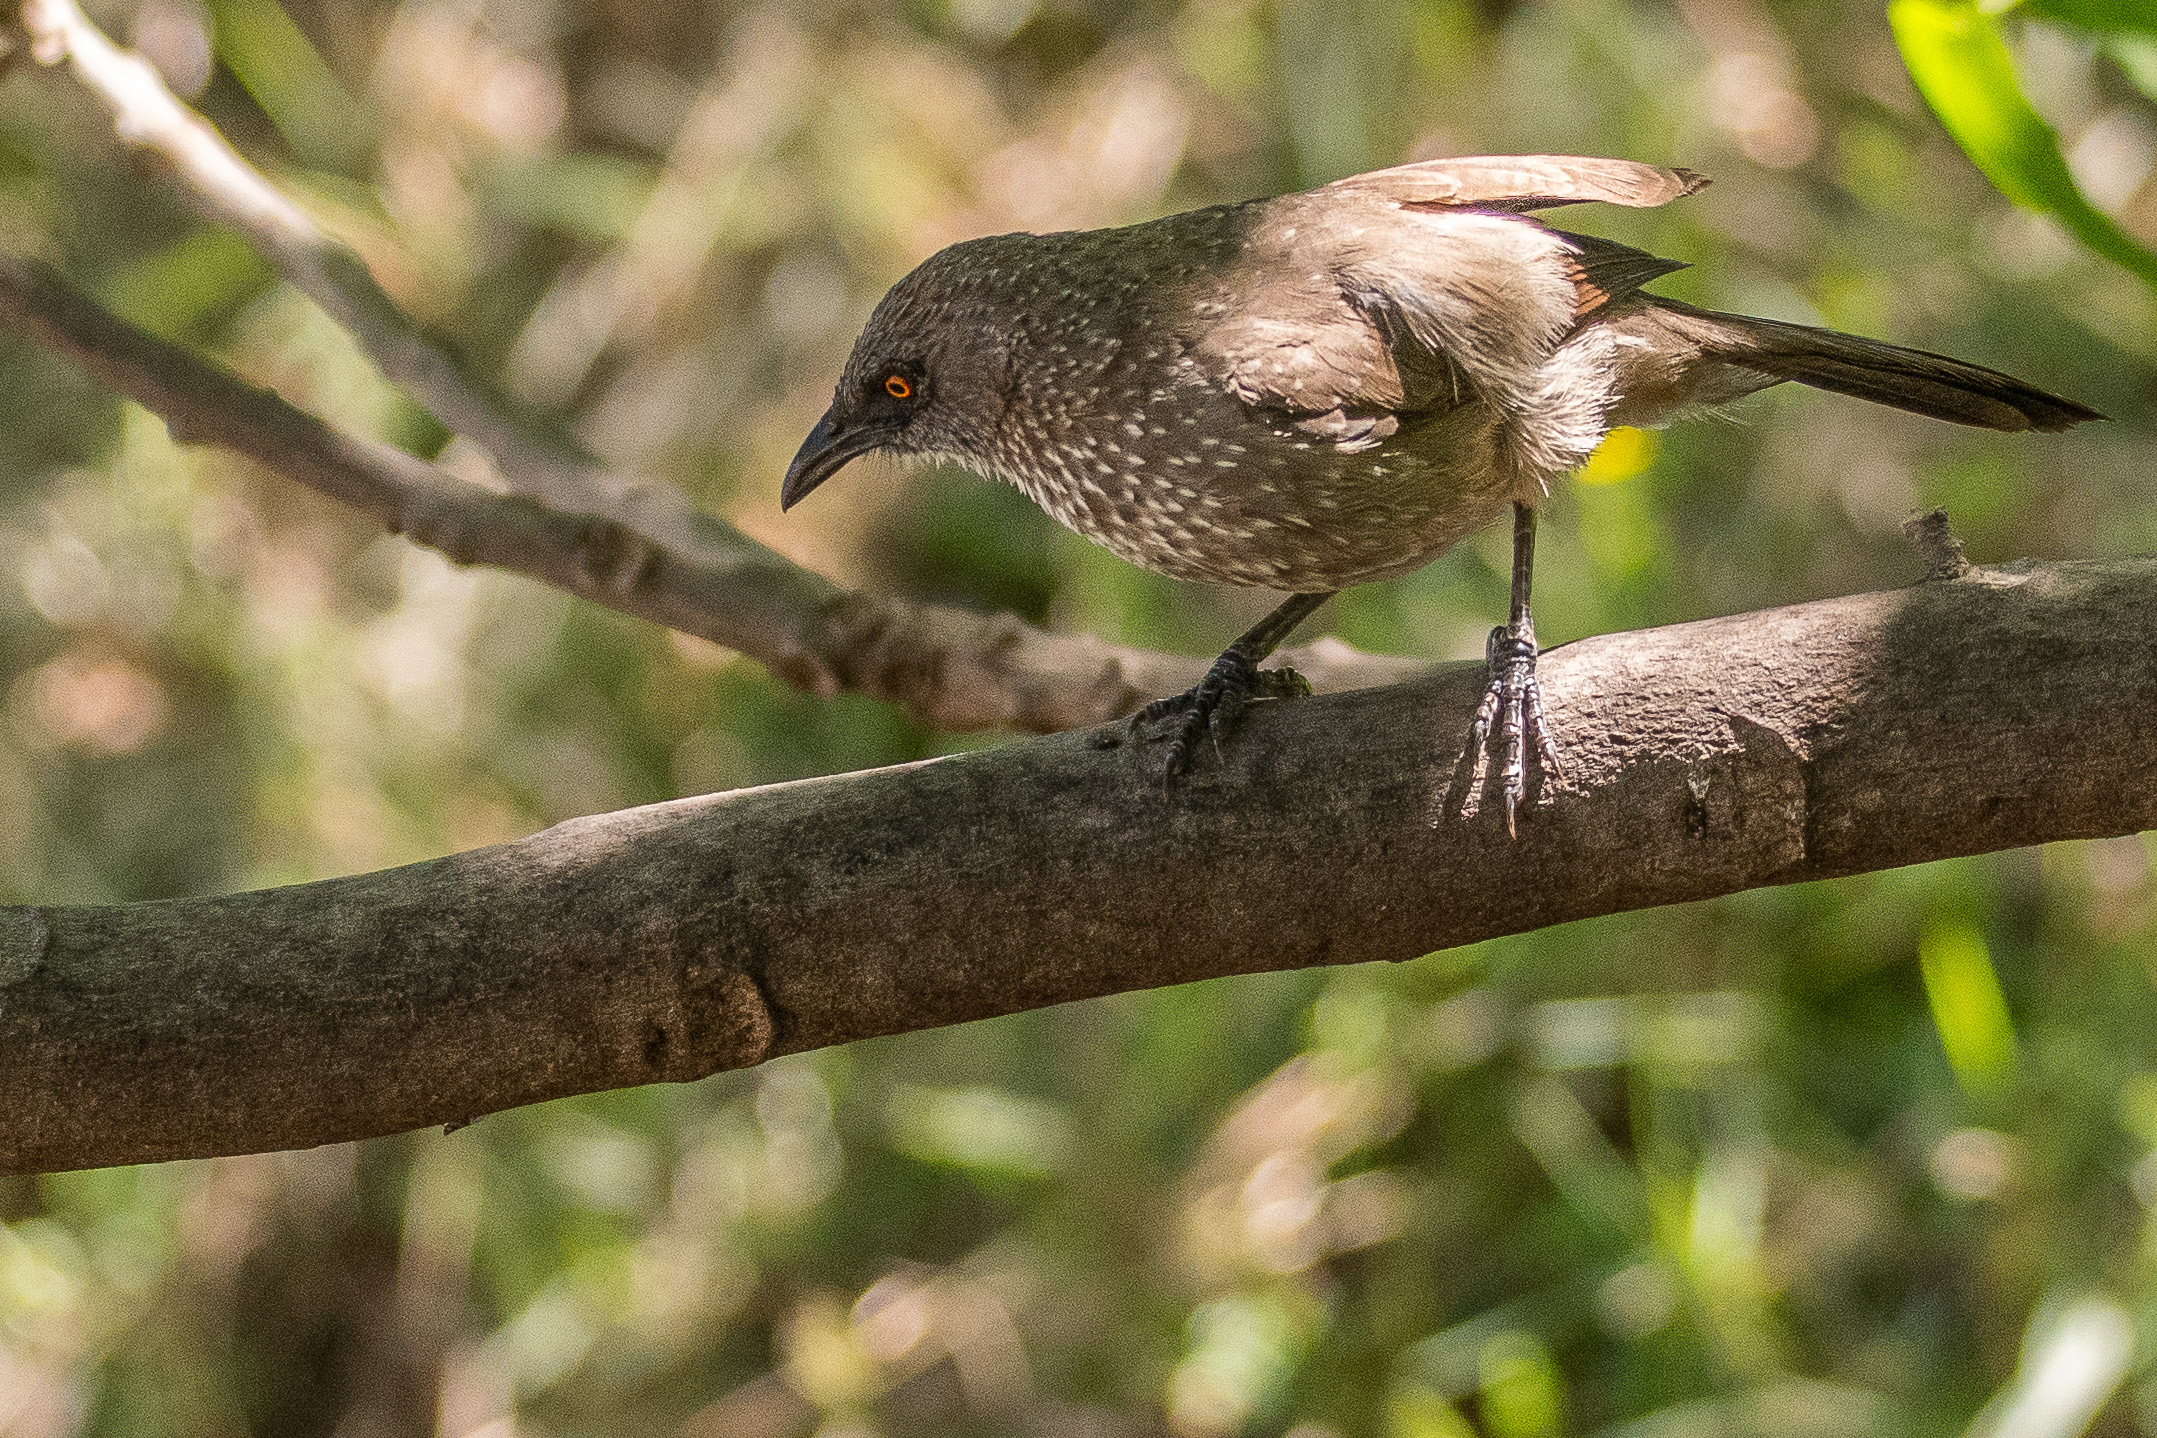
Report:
1459,625,1563,830
1137,657,1308,787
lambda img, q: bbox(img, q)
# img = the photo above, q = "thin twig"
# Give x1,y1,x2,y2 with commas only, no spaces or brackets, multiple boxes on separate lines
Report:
18,0,592,492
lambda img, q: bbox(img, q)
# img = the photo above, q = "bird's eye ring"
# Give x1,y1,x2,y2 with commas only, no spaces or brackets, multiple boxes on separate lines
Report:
884,374,913,400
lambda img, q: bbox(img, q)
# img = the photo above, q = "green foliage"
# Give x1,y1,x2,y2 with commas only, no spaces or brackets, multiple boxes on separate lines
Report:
1891,0,2157,286
0,0,2153,1434
2023,0,2157,41
203,0,370,169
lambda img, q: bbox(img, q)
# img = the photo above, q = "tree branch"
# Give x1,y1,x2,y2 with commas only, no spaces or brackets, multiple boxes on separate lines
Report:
7,0,1418,731
19,0,589,492
0,253,1420,729
7,553,2154,1176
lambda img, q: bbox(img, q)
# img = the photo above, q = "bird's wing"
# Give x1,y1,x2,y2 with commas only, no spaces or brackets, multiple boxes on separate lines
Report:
1325,209,1590,408
1190,176,1699,446
1552,231,1691,318
1326,154,1710,213
1202,302,1435,419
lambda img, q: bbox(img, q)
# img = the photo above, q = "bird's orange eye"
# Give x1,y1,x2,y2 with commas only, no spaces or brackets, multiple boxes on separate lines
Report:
884,374,913,400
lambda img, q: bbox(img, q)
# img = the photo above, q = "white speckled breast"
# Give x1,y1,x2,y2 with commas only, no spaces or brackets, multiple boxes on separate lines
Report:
867,194,1617,592
942,220,1572,590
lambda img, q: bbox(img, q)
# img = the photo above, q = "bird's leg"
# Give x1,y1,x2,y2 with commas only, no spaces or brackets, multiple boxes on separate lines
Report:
1134,591,1332,782
1462,503,1566,835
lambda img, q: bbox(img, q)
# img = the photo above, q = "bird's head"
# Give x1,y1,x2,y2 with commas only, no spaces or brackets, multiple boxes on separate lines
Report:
781,239,1023,511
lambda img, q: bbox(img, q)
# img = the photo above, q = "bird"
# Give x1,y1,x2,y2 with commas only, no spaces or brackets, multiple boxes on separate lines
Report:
780,154,2102,830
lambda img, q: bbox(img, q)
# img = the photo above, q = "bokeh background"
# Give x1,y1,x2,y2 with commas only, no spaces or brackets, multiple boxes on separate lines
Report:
2,0,2156,1433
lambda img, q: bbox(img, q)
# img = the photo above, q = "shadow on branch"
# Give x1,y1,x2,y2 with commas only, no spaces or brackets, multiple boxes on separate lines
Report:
6,551,2154,1175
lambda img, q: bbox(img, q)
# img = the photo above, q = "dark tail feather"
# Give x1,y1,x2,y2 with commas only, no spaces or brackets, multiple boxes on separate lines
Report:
1648,300,2105,433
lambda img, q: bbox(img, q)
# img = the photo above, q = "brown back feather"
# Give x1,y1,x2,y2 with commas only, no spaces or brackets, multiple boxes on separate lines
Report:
1330,154,1711,213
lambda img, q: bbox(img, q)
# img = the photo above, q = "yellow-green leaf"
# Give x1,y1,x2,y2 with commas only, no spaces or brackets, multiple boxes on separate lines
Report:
1890,0,2157,287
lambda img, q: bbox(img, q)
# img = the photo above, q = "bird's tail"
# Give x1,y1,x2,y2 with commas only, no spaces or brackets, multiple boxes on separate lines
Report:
1607,299,2104,433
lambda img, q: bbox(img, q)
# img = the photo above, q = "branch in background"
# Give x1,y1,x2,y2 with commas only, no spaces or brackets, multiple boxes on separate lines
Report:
8,553,2157,1175
0,254,1423,729
8,0,1422,729
18,0,597,492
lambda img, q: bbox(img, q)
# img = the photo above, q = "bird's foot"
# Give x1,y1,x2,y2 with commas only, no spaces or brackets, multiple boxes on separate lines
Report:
1133,649,1312,785
1460,623,1565,837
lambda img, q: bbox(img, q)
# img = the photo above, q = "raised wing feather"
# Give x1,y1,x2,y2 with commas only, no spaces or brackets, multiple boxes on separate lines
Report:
1190,158,1705,447
1327,154,1710,213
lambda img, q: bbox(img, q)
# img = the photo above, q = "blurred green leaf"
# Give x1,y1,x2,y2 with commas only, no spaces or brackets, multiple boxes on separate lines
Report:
1387,1381,1479,1438
1919,918,2020,1096
97,228,270,338
2018,0,2157,39
1890,0,2157,287
204,0,368,170
1477,1329,1564,1438
1170,1293,1309,1435
477,156,659,244
885,1084,1071,1178
2108,34,2157,102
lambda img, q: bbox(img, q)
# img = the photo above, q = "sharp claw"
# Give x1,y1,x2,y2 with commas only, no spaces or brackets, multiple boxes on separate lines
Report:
1136,651,1311,788
1526,679,1565,782
1461,621,1563,833
1461,683,1499,821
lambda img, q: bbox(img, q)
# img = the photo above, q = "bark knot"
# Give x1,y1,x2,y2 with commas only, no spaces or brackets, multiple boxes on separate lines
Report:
1902,508,1972,583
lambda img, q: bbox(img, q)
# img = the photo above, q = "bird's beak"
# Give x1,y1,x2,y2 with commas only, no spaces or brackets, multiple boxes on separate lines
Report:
781,408,889,511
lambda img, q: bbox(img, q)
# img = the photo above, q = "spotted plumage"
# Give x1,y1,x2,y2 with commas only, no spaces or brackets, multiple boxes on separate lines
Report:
784,154,2100,823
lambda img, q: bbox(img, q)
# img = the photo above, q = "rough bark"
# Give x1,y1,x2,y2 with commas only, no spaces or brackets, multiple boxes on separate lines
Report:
6,554,2154,1176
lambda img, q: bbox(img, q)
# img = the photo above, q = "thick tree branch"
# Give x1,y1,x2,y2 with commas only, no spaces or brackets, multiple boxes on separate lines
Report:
0,253,1420,729
6,0,1417,730
6,554,2155,1175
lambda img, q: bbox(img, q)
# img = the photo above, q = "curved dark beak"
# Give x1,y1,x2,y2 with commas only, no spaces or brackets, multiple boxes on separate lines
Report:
781,408,889,511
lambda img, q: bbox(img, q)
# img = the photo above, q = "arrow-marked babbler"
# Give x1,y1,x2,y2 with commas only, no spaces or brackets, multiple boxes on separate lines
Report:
782,154,2101,830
